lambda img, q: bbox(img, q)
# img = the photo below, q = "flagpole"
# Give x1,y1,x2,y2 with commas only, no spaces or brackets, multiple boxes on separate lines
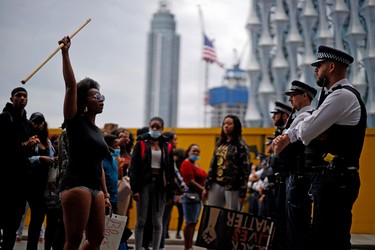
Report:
204,60,209,127
198,4,207,128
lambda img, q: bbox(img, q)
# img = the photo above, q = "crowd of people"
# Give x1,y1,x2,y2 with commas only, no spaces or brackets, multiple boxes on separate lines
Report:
0,35,366,250
0,36,211,250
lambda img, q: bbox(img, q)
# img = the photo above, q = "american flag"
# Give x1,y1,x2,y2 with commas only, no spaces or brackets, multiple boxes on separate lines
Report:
202,34,224,68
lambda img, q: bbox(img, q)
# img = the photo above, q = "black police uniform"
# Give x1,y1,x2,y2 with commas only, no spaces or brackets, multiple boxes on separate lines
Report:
306,85,366,250
306,46,367,250
282,80,318,250
268,101,292,250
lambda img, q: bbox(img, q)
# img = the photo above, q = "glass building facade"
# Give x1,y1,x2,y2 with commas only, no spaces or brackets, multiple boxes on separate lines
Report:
144,1,180,127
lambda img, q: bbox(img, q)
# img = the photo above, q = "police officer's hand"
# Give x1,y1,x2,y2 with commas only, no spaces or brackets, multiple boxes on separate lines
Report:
133,192,140,202
273,134,291,154
259,194,266,203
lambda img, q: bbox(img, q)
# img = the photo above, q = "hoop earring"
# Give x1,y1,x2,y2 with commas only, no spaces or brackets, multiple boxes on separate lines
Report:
84,106,88,113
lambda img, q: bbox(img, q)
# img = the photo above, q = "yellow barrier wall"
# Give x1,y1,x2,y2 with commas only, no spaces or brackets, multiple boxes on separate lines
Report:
46,127,375,233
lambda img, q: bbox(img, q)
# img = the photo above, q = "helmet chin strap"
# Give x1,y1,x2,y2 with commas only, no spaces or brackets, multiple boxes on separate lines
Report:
275,115,285,127
317,78,327,108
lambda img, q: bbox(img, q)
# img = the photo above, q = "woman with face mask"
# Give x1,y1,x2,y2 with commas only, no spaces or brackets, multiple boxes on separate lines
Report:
103,134,120,213
180,144,207,250
129,116,175,250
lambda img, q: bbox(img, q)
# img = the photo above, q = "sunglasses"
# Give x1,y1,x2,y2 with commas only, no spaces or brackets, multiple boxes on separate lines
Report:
92,93,105,101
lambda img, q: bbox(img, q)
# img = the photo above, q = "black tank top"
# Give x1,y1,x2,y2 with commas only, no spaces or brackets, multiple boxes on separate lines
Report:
60,114,109,190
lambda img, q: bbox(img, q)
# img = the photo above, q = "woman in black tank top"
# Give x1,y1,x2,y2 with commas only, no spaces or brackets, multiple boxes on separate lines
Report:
58,36,110,250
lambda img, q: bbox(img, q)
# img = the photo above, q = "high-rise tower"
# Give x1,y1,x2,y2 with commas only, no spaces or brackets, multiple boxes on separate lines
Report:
144,1,180,128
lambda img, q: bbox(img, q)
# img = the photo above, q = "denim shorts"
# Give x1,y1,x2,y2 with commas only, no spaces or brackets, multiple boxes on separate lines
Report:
182,194,202,223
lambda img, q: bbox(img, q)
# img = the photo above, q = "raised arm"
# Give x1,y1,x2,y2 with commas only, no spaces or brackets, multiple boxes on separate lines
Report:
58,36,77,120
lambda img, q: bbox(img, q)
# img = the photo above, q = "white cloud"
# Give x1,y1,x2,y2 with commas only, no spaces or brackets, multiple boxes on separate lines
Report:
0,0,249,128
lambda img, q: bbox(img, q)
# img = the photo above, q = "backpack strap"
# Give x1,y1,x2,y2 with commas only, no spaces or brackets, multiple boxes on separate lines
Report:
140,140,146,159
167,143,173,155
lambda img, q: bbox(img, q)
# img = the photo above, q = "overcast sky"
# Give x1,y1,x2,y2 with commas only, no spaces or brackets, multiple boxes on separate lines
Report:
0,0,249,129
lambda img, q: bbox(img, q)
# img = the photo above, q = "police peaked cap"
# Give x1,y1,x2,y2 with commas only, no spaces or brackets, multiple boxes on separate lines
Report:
270,101,292,115
311,45,354,67
284,80,318,99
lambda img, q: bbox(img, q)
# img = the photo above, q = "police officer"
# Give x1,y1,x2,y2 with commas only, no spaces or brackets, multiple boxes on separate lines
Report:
268,101,292,249
269,102,292,192
274,45,366,250
278,80,317,250
270,101,292,138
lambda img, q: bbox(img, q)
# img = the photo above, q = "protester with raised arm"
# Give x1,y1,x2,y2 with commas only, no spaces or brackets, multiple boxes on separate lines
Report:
58,36,110,250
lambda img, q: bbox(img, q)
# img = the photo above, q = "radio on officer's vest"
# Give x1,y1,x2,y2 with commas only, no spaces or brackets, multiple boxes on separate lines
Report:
323,153,348,171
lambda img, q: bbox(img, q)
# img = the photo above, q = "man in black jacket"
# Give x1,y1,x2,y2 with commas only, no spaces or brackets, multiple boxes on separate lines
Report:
0,87,39,250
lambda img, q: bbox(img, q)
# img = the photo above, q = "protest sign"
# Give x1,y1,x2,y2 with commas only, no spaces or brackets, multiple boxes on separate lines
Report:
101,213,128,250
196,205,275,250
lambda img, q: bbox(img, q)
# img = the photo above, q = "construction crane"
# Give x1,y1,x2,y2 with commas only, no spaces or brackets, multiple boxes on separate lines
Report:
232,40,248,69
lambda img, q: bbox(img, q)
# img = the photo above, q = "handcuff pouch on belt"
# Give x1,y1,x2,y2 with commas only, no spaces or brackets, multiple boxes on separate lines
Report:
323,153,348,171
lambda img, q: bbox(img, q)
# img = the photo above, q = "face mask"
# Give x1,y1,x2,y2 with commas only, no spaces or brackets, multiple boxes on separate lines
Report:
189,155,200,162
148,130,161,139
112,149,120,157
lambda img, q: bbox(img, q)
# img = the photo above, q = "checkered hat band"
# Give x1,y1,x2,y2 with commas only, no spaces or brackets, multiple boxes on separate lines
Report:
277,107,291,115
317,52,351,65
291,86,314,98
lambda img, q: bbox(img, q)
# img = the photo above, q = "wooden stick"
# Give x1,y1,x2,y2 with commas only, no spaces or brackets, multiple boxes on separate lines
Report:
21,18,91,84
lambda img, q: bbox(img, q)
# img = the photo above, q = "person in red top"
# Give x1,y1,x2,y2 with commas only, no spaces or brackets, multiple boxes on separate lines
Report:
180,144,207,250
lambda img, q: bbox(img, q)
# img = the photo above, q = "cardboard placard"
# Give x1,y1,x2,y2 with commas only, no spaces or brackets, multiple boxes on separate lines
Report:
196,205,275,250
101,214,128,250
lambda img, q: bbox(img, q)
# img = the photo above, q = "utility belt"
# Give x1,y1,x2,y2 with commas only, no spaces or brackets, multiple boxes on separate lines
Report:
306,153,358,173
308,164,358,172
306,166,358,177
287,168,311,176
